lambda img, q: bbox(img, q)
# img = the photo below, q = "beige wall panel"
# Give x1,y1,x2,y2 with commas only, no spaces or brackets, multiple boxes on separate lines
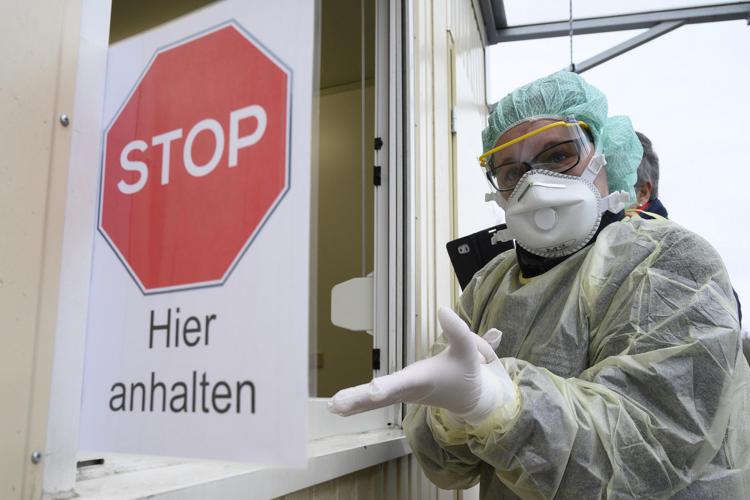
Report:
448,0,487,104
334,468,357,498
281,487,312,500
312,477,338,499
0,0,83,499
413,0,438,362
431,0,455,317
448,0,493,250
406,0,488,499
276,461,393,500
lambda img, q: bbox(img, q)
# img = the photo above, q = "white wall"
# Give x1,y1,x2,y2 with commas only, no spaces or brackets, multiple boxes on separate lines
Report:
486,21,750,324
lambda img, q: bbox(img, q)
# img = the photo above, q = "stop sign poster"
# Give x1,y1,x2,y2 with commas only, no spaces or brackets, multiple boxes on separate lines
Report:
79,0,312,465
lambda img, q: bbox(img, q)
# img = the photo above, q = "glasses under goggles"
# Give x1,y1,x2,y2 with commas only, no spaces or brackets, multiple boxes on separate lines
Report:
479,119,592,193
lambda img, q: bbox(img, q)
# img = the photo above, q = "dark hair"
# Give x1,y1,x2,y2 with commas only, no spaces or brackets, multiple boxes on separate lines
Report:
635,131,659,200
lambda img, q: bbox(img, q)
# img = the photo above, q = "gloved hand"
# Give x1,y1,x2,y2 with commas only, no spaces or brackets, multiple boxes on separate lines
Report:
328,307,516,426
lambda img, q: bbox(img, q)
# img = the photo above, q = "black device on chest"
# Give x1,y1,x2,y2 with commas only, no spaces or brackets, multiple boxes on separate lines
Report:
446,224,514,290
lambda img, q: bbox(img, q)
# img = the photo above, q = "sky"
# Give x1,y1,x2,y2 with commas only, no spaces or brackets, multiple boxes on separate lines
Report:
486,19,750,325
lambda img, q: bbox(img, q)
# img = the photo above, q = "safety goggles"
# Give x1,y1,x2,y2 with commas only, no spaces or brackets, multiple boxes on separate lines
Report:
479,119,592,193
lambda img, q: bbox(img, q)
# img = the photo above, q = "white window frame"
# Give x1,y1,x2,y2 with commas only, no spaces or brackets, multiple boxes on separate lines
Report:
309,0,403,439
43,0,411,498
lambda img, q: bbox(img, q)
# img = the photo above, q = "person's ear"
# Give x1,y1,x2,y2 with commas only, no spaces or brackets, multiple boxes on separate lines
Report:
644,181,653,200
636,181,652,206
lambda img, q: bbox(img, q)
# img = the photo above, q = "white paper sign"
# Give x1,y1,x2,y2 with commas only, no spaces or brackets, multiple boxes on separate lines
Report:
79,0,313,465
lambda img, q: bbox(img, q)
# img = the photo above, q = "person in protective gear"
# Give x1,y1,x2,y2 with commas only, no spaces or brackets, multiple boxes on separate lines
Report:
329,71,750,498
630,131,668,218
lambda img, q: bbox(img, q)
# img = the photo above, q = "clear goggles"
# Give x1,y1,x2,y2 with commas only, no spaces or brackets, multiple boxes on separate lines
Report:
479,119,593,193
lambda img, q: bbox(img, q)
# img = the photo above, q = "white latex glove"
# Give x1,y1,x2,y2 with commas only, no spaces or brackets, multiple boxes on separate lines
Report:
328,307,516,426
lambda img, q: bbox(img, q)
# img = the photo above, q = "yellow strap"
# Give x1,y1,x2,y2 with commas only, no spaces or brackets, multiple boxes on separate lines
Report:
624,208,666,221
518,270,536,285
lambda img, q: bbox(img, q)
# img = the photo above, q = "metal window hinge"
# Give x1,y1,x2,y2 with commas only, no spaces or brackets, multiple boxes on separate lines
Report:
372,348,381,371
450,107,457,134
373,165,382,186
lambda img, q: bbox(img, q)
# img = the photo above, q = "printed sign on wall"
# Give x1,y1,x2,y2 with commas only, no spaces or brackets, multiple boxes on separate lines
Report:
79,0,313,465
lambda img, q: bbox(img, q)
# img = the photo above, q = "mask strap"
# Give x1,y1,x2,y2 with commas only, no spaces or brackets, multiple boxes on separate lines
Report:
491,227,513,245
581,153,606,182
582,152,631,213
485,192,513,243
485,190,508,209
599,191,630,214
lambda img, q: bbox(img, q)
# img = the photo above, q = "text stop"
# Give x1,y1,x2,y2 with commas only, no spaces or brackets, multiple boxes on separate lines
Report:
118,104,267,194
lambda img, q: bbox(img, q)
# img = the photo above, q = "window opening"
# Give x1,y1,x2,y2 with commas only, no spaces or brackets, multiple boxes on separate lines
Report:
315,0,377,397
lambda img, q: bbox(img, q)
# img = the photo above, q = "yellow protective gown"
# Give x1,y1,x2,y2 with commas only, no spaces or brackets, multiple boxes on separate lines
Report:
404,217,750,499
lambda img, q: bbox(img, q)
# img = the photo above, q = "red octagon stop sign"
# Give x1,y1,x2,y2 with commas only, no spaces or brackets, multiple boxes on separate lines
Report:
99,23,290,293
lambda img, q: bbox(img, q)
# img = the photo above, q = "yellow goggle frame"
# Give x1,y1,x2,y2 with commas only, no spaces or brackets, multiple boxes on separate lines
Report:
478,120,590,168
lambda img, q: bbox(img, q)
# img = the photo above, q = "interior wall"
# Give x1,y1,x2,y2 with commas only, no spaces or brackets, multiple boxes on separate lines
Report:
109,0,217,43
316,84,375,397
319,0,375,89
315,0,376,398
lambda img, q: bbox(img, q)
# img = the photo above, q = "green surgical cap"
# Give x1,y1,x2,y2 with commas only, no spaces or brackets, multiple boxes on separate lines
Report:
483,71,643,202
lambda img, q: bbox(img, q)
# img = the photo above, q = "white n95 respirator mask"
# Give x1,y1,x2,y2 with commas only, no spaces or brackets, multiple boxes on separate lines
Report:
486,154,630,258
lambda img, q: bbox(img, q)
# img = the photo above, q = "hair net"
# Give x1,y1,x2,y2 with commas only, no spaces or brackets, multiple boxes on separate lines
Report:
483,71,643,202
